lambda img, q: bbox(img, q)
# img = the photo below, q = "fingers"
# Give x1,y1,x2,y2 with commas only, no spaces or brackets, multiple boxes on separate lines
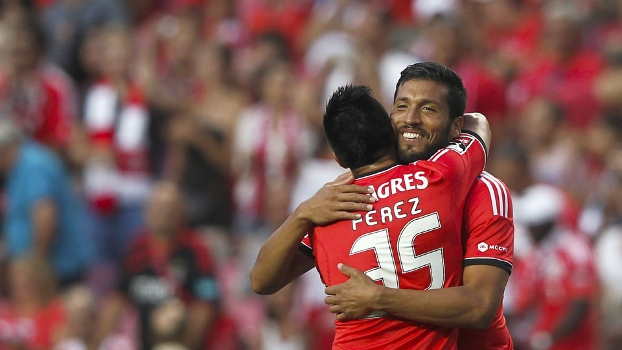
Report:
331,184,374,195
328,211,365,221
331,171,355,185
336,313,348,321
337,263,356,277
334,192,376,206
326,297,343,316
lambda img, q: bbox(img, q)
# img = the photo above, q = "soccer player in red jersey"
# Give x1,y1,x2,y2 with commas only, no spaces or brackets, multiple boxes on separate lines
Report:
323,64,513,349
251,62,491,349
311,85,487,349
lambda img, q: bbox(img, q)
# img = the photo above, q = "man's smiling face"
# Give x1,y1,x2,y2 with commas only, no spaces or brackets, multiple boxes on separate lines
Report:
390,79,462,163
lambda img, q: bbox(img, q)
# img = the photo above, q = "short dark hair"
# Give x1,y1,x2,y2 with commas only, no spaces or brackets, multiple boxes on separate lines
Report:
394,61,467,120
323,85,394,169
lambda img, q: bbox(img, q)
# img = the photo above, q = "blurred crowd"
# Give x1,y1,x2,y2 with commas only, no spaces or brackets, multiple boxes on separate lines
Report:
0,0,620,349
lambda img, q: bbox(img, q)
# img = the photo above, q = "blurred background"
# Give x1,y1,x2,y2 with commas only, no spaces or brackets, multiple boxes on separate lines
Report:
0,0,619,349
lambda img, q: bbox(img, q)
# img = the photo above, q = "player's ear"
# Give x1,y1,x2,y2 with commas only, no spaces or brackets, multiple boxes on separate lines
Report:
333,152,348,169
450,116,463,139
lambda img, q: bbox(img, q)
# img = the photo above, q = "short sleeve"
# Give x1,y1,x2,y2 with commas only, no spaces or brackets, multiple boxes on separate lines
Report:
299,233,314,258
463,172,514,274
21,160,57,204
420,132,487,204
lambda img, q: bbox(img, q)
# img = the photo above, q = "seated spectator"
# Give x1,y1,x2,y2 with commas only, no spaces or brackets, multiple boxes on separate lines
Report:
54,285,97,350
250,281,309,350
91,181,222,350
0,255,67,349
150,299,190,350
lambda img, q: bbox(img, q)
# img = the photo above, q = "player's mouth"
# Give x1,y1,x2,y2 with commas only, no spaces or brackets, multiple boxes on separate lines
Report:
402,132,423,140
400,129,427,144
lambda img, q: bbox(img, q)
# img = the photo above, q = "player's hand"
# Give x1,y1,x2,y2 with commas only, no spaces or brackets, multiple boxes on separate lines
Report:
324,263,382,321
296,172,375,226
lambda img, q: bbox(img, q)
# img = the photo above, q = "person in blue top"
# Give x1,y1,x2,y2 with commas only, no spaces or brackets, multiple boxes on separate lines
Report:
0,119,93,287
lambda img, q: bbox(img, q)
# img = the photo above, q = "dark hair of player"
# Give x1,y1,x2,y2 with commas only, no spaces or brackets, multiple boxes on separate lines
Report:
323,85,395,170
394,61,467,121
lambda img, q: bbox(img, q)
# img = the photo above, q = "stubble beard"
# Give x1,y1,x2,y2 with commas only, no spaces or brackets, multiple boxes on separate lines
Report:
395,127,452,164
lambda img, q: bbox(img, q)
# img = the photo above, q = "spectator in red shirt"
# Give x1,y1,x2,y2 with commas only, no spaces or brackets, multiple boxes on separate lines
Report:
419,15,509,139
508,3,605,129
0,256,67,350
0,14,78,156
512,184,599,350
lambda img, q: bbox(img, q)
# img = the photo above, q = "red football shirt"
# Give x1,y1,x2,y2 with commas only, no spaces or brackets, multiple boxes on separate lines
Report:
458,172,514,349
530,230,598,350
302,132,486,350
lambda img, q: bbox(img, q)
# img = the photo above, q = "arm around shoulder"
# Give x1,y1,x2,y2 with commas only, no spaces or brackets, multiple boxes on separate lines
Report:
250,173,375,294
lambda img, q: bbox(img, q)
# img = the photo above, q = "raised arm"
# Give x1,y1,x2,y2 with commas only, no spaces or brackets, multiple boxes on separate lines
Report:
250,172,375,295
462,112,491,154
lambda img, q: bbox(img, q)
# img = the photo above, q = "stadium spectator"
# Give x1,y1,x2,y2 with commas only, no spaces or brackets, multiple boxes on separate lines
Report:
511,184,599,350
162,41,248,231
0,119,92,287
91,181,222,350
231,59,314,234
250,281,309,350
0,255,67,349
595,155,622,350
507,1,605,129
81,24,152,292
0,15,79,157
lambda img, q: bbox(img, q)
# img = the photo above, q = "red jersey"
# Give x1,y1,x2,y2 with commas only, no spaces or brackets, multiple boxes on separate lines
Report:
0,64,76,149
518,229,599,350
302,132,486,350
120,229,221,350
458,172,514,349
0,299,66,350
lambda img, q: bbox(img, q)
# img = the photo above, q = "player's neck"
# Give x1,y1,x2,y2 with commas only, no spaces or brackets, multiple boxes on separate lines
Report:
351,154,398,178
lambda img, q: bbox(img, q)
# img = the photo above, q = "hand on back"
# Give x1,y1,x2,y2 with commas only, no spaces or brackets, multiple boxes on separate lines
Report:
296,172,376,226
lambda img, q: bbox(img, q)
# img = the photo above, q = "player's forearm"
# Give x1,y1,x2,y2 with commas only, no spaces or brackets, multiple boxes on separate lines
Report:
250,208,315,295
373,285,498,329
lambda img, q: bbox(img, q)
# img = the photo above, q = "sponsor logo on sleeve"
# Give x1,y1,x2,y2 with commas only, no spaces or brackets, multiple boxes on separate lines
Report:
446,136,473,154
478,242,488,252
477,241,508,253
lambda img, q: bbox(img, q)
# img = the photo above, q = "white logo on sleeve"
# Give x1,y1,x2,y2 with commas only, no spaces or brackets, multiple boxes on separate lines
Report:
477,242,508,253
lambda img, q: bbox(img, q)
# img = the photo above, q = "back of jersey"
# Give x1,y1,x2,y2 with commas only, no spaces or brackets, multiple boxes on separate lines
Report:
311,132,487,350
